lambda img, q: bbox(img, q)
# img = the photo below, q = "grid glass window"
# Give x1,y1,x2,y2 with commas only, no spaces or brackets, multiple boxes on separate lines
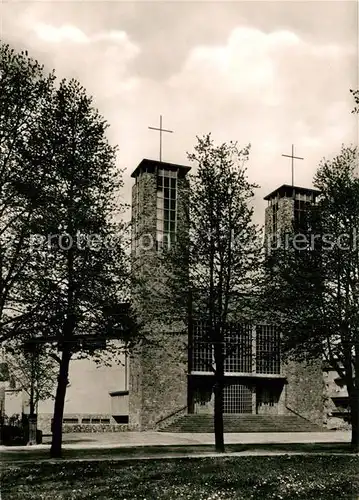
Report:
294,199,311,230
272,202,278,235
156,169,177,250
191,322,280,375
192,321,213,372
224,324,252,373
132,185,140,249
256,325,280,374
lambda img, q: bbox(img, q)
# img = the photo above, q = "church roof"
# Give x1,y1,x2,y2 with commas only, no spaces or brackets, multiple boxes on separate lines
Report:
131,158,191,178
263,184,321,201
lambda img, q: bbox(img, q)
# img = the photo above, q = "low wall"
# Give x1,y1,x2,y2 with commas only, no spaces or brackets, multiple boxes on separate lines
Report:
37,413,130,434
62,423,129,433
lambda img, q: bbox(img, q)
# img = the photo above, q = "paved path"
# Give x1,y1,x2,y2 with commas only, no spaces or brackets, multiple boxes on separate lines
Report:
55,430,351,448
1,432,356,464
1,430,351,452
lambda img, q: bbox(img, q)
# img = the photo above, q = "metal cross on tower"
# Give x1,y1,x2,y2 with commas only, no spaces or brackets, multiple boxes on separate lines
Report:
148,115,173,162
282,144,304,186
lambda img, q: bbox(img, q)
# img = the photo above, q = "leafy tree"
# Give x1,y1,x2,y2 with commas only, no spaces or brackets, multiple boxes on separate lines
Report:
3,340,57,415
350,89,359,114
0,44,138,456
0,43,55,344
186,136,261,452
138,134,262,452
263,145,359,450
15,77,136,458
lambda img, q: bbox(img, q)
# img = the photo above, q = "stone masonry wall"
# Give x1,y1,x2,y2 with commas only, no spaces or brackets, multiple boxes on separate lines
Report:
132,171,157,268
264,205,273,251
264,197,294,253
283,359,324,425
130,170,156,430
139,330,188,429
62,423,128,433
128,347,142,430
130,166,189,430
277,197,294,232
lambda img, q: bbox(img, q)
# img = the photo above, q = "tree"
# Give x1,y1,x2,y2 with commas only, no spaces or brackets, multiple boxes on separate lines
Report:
350,89,359,114
139,134,262,452
3,340,57,415
18,77,136,458
0,44,138,456
263,145,359,450
0,43,55,344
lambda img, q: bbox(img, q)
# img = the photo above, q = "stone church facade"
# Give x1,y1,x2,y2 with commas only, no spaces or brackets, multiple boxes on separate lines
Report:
128,158,324,431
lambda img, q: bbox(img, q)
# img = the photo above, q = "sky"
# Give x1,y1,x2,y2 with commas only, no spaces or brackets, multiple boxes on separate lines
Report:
1,0,358,223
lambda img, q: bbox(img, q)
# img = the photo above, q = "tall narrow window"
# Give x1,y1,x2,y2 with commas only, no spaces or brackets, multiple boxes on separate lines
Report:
256,325,280,374
156,168,177,250
132,184,140,250
224,323,252,373
272,201,278,235
192,321,213,372
294,193,311,231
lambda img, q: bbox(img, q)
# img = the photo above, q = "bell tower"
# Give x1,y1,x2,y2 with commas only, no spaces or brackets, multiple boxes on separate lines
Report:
129,158,191,430
264,184,321,250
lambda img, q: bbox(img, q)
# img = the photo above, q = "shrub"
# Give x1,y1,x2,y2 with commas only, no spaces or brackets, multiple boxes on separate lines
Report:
1,424,26,446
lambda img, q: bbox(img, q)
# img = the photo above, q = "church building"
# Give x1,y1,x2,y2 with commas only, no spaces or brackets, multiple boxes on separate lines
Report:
128,158,324,432
2,157,346,434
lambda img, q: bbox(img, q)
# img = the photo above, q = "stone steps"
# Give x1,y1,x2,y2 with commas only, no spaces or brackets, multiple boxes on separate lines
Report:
160,414,322,433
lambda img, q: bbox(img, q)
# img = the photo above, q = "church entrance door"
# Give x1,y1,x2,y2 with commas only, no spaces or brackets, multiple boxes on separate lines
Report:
222,383,253,414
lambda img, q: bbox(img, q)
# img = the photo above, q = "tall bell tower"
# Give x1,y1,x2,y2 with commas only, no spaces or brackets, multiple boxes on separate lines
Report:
129,158,191,430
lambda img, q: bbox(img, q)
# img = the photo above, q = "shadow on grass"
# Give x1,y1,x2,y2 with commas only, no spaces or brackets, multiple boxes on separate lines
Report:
0,442,357,463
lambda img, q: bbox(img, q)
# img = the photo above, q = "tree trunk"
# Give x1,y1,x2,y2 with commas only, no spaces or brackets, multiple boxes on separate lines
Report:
350,388,359,452
27,347,37,445
29,354,35,416
50,347,71,458
213,377,225,452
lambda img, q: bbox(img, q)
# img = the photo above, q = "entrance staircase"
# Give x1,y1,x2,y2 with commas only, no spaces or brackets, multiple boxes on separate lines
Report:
159,414,322,433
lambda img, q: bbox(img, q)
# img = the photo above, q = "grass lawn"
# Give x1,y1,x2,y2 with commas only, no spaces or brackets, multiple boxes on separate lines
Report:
1,455,359,499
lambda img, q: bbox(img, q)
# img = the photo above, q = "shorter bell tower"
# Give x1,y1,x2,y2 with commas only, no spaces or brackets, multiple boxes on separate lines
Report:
264,184,321,247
